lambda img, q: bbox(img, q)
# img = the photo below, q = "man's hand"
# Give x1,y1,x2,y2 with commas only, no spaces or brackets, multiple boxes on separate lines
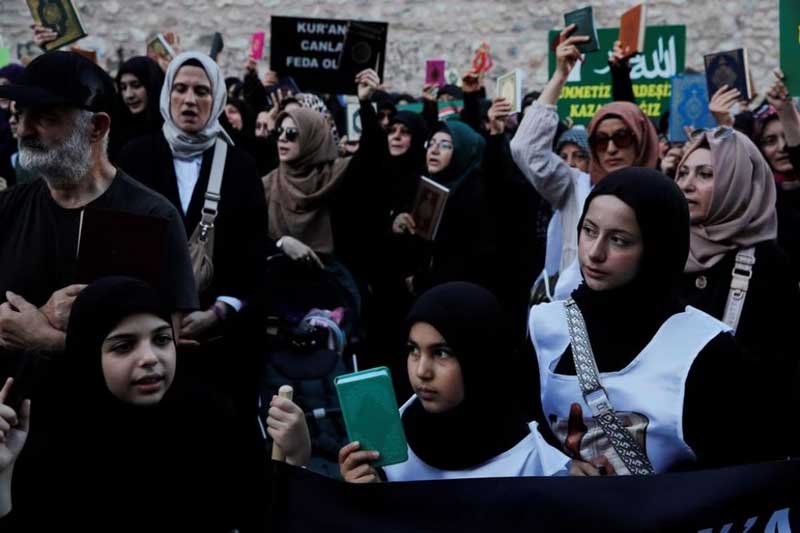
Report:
40,284,86,332
0,292,65,353
179,309,219,340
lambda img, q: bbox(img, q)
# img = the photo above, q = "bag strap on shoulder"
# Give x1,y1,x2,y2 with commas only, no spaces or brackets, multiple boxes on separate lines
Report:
722,246,755,333
563,298,655,475
197,138,228,241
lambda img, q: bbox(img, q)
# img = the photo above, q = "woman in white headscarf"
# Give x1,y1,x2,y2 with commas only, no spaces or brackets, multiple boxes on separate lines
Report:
118,52,268,343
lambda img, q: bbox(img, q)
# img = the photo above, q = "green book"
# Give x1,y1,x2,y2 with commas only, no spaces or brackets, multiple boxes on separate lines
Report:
334,367,408,468
564,6,600,53
0,49,9,68
780,0,800,96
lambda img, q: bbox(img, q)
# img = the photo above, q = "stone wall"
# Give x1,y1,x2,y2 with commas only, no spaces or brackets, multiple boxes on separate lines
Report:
0,0,778,96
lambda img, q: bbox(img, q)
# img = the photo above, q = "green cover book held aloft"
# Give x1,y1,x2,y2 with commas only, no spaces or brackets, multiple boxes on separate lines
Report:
780,0,800,96
564,6,600,53
25,0,87,51
335,367,408,467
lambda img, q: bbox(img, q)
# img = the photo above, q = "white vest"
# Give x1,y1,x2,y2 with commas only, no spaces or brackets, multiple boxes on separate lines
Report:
528,302,731,474
383,396,570,482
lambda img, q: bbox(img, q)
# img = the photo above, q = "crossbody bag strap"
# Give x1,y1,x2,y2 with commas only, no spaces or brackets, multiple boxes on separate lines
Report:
563,298,655,475
721,246,756,333
197,138,228,241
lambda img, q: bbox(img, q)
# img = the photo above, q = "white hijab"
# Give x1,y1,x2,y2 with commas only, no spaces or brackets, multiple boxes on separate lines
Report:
159,51,232,159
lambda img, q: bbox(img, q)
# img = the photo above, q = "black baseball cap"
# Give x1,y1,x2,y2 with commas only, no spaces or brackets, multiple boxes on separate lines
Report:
0,51,116,115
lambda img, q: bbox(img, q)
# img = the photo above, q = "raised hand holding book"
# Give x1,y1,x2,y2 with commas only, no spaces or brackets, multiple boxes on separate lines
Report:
25,0,88,51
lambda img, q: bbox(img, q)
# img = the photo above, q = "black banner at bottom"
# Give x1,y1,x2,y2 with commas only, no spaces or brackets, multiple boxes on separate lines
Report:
270,460,800,532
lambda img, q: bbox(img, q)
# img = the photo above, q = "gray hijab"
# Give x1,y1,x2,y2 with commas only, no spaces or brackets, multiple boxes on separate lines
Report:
159,51,232,159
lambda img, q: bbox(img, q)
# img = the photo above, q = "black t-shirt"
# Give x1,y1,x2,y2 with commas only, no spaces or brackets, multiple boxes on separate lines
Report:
0,170,198,311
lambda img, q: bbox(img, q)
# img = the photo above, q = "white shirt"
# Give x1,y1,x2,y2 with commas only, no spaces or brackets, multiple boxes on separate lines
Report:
382,396,570,482
172,154,243,312
529,302,731,474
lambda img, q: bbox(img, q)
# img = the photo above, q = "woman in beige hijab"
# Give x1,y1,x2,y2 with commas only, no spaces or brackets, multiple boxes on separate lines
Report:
675,127,799,461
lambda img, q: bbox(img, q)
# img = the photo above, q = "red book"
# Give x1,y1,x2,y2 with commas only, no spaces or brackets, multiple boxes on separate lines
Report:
619,4,647,58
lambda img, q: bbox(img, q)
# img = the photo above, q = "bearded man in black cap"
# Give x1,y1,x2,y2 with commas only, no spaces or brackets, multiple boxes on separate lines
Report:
0,52,197,378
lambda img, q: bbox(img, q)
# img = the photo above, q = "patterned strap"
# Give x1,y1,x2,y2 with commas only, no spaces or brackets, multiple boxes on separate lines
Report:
563,299,655,475
722,247,755,333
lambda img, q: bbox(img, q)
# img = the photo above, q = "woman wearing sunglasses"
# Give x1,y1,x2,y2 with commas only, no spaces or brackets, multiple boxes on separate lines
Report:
262,70,386,317
510,25,659,300
675,127,800,461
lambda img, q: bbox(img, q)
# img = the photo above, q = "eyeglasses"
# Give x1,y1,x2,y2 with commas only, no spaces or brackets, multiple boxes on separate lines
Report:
276,126,299,142
590,128,635,152
424,139,453,151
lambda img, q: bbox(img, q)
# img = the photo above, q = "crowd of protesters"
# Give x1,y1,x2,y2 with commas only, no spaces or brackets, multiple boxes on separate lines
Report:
0,16,797,530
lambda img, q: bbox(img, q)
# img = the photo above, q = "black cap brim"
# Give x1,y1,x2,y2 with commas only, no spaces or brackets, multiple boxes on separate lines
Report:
0,84,75,109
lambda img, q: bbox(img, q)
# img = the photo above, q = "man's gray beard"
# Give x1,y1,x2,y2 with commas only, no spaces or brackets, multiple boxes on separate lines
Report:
18,112,94,189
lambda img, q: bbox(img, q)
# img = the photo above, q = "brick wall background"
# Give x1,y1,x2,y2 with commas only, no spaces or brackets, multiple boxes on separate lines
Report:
0,0,778,96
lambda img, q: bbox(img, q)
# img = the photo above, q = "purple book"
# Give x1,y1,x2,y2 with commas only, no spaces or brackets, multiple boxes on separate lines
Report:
426,59,446,88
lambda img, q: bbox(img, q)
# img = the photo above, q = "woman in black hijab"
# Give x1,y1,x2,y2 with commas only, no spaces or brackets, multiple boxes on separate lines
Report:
340,282,569,481
528,167,773,474
8,277,310,530
110,56,165,160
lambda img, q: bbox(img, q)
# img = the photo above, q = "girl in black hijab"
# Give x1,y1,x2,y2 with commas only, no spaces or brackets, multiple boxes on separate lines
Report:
340,282,569,481
110,56,165,160
8,277,310,530
528,168,769,474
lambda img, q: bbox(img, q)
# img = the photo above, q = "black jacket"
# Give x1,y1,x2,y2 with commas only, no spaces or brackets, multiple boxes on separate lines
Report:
118,132,269,307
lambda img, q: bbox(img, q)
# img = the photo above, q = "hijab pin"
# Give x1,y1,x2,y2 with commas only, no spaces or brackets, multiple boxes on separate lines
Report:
695,275,708,290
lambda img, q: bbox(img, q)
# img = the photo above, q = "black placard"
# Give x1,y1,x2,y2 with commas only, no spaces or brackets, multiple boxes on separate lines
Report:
270,16,387,95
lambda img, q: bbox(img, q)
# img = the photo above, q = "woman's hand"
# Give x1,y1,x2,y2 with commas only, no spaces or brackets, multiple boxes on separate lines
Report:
554,25,589,80
488,97,513,135
0,378,30,475
461,71,483,94
31,24,58,48
660,143,685,178
391,213,417,236
279,237,325,268
356,69,380,102
709,85,740,127
568,456,617,477
766,69,793,113
267,396,311,467
609,40,631,67
338,441,381,483
421,83,438,103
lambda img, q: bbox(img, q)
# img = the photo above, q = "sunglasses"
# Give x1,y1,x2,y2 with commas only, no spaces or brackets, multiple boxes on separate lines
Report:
590,128,635,152
276,126,299,142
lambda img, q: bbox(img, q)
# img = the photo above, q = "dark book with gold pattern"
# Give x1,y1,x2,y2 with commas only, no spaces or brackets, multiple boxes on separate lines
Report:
703,49,752,101
26,0,88,51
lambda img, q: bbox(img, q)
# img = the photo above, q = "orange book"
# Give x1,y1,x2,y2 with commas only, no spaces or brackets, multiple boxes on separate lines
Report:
619,4,647,58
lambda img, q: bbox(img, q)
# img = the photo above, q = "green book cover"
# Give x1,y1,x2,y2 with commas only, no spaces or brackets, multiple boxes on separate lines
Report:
25,0,88,51
564,6,600,53
0,49,9,68
780,0,800,96
335,367,408,467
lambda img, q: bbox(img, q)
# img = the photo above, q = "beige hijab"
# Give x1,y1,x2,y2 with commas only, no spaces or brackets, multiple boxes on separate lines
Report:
264,108,351,254
680,128,777,273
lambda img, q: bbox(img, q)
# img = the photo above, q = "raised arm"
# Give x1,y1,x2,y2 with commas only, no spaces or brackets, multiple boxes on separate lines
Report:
509,26,589,210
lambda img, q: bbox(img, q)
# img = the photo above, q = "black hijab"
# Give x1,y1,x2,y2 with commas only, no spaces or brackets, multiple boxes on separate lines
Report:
64,276,175,422
110,56,165,158
559,167,690,373
401,282,530,470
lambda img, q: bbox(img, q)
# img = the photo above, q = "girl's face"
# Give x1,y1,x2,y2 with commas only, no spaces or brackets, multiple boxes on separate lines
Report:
119,73,148,115
388,122,412,157
406,322,464,414
277,116,301,162
224,104,243,131
578,195,644,291
676,147,714,224
426,132,454,175
101,313,176,406
760,119,793,174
